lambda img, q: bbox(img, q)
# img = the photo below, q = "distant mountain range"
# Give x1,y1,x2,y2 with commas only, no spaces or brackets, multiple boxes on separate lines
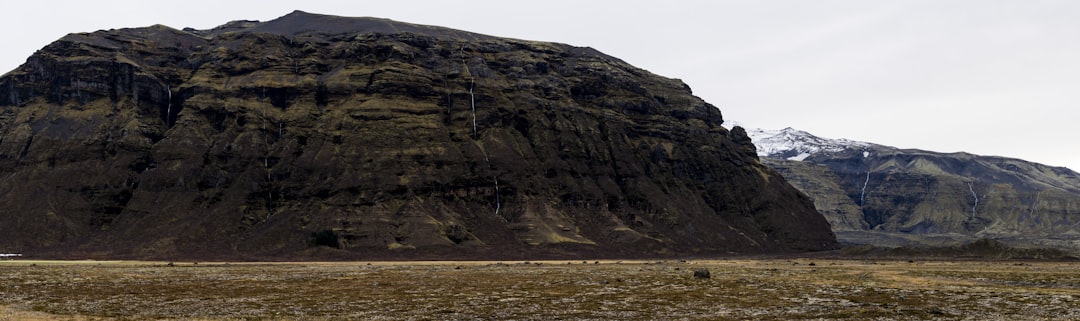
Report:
748,127,1080,253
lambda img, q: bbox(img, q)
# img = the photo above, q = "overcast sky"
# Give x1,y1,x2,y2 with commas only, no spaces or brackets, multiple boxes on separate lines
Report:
3,1,1079,170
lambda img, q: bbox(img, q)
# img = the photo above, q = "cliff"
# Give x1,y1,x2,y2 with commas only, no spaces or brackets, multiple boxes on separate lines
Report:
0,11,837,260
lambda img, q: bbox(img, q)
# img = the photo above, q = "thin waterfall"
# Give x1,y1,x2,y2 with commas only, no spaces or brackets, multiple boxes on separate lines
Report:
165,85,172,126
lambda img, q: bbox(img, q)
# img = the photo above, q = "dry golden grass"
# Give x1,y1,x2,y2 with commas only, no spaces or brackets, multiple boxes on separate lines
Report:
1,259,1078,320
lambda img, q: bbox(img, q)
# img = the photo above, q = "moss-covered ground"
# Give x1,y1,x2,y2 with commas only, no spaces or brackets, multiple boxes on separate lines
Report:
1,259,1077,320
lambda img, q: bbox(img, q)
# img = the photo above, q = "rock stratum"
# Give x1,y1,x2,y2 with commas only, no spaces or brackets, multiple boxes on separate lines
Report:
0,11,837,260
749,128,1080,253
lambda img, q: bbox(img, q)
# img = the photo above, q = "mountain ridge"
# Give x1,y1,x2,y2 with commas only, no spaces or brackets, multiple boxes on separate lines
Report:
171,10,500,41
748,127,1080,194
749,127,1080,253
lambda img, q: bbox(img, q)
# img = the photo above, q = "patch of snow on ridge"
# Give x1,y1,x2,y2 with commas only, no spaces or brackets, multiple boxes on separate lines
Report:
788,153,812,161
745,127,871,160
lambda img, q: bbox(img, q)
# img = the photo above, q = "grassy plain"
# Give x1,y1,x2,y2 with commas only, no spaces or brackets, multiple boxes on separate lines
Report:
1,258,1078,320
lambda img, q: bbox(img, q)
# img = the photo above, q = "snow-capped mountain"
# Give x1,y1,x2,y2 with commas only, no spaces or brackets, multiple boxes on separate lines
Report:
744,126,1080,254
745,127,872,161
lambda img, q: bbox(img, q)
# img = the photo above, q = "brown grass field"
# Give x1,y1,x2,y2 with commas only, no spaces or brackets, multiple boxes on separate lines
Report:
1,258,1078,320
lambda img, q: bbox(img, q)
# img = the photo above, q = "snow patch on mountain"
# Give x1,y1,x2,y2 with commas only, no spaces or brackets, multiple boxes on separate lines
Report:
746,127,871,160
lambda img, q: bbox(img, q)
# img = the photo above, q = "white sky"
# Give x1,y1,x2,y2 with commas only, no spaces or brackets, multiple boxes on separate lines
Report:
3,0,1079,170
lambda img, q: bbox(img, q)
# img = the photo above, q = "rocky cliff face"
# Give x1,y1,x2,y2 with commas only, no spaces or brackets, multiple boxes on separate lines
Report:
0,11,837,260
750,128,1080,252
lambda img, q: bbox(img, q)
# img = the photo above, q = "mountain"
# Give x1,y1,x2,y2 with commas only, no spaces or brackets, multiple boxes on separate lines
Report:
0,11,837,260
749,127,1080,252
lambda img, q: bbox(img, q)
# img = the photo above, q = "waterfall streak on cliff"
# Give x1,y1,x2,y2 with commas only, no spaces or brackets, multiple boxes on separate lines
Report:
1031,191,1040,217
968,181,979,218
494,176,501,216
165,85,172,126
470,80,476,138
859,171,870,206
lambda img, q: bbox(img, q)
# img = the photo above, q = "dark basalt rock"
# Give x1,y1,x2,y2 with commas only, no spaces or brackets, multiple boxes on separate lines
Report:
0,11,837,260
692,268,711,279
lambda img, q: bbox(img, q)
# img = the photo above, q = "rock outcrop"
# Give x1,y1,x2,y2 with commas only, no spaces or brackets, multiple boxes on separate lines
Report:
0,11,837,260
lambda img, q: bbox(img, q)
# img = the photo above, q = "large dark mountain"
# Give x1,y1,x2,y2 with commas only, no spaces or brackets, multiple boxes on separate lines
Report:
0,11,836,260
749,128,1080,253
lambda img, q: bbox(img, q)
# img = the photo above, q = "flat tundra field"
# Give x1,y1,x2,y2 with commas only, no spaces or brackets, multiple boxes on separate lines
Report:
1,259,1078,320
